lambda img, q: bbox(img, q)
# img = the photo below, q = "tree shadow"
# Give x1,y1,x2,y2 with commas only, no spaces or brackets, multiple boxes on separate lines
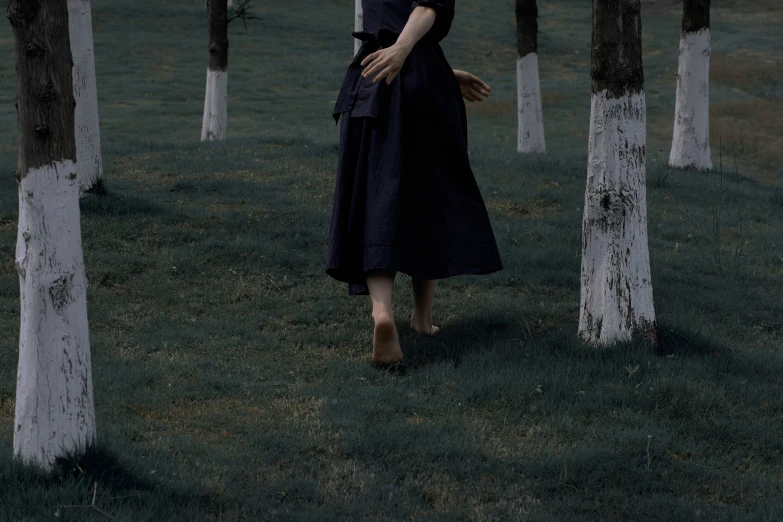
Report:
0,440,218,520
79,189,165,218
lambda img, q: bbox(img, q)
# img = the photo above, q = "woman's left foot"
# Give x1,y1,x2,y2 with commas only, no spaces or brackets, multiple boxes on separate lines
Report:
410,314,439,336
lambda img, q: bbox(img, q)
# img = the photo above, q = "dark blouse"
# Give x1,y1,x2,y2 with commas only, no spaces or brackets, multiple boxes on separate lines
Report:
356,0,455,44
333,0,456,121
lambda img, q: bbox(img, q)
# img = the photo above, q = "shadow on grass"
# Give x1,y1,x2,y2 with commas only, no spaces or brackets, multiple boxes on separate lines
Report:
401,312,521,370
79,188,165,218
396,308,776,375
313,321,783,520
0,441,218,521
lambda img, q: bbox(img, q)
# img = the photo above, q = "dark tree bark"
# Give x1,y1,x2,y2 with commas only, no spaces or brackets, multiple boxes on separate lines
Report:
207,0,228,72
515,0,537,57
8,0,76,176
590,0,644,97
682,0,709,33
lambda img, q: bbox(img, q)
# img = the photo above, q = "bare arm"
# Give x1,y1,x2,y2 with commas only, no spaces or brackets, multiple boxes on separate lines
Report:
395,6,437,53
453,69,492,102
361,6,437,85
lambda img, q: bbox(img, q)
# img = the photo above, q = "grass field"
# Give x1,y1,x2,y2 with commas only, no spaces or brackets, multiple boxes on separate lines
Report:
1,0,782,520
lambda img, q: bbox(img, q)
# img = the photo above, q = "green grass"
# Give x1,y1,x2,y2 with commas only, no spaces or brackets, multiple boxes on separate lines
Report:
1,0,782,520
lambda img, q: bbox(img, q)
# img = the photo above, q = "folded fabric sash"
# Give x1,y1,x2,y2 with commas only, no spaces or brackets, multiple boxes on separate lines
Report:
332,29,401,122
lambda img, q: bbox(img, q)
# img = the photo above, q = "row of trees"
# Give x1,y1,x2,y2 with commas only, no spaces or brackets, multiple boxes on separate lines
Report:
507,0,713,169
208,0,713,168
9,0,715,467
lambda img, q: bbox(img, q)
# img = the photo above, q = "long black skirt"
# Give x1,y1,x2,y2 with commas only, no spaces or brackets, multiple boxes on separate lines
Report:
326,37,502,295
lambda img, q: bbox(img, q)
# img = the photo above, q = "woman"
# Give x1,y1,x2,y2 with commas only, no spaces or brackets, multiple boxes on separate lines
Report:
327,0,503,366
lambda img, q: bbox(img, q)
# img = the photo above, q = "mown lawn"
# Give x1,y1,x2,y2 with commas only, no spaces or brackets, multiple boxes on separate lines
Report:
0,0,781,520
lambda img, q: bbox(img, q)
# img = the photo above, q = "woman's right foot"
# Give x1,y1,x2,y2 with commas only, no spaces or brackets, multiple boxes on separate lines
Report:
372,313,403,365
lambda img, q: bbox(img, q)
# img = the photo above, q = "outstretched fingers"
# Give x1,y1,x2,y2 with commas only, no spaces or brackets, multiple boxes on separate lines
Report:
472,77,491,96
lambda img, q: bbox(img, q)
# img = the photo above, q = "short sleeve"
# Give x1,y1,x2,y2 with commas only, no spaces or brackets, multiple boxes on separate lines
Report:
411,0,455,42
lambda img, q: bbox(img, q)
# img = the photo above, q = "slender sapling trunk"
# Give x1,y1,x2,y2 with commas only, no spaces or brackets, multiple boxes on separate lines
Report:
669,0,712,170
516,0,545,153
355,0,363,56
201,0,228,141
68,0,103,193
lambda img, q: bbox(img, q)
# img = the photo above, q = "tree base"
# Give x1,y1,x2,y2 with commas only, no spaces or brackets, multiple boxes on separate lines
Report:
579,89,656,347
201,69,228,142
669,28,712,171
15,160,95,469
516,53,546,154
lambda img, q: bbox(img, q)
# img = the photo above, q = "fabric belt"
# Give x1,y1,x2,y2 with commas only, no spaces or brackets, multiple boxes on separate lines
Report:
333,30,400,122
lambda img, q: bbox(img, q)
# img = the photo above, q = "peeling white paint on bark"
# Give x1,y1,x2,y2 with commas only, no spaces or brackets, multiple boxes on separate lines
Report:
579,90,656,346
14,160,95,469
201,69,227,142
516,52,546,153
354,0,363,56
669,28,712,170
68,0,103,192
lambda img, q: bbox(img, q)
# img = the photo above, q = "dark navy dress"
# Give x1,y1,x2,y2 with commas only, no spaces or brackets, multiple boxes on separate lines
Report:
327,0,503,295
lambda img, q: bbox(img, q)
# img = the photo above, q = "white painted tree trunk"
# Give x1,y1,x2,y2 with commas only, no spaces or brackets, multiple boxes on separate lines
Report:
14,160,96,468
669,28,712,170
579,90,656,346
354,0,363,56
201,69,227,141
68,0,103,192
516,52,546,153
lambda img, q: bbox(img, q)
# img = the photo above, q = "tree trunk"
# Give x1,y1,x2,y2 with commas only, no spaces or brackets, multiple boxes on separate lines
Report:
354,0,363,56
516,0,545,153
205,0,233,11
201,0,228,141
579,0,657,347
9,0,96,468
669,0,711,170
68,0,103,193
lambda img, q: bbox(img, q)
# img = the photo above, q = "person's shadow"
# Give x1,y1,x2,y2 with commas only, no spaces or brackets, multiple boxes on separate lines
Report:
398,311,520,370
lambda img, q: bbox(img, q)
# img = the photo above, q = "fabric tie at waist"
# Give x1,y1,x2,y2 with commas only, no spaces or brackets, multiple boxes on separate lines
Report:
352,29,400,47
333,30,401,122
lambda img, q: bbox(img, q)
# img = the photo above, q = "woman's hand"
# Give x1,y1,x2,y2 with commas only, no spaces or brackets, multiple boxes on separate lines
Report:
361,43,413,85
453,70,491,102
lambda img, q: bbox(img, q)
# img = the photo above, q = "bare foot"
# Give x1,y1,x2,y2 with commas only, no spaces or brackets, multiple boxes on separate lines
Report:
410,313,439,336
372,313,403,365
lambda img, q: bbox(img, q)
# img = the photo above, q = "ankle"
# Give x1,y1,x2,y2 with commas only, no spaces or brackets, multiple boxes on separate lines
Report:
411,308,432,323
373,308,394,324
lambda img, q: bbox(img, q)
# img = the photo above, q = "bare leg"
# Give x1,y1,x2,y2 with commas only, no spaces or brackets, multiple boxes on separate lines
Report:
411,279,439,335
366,273,403,365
